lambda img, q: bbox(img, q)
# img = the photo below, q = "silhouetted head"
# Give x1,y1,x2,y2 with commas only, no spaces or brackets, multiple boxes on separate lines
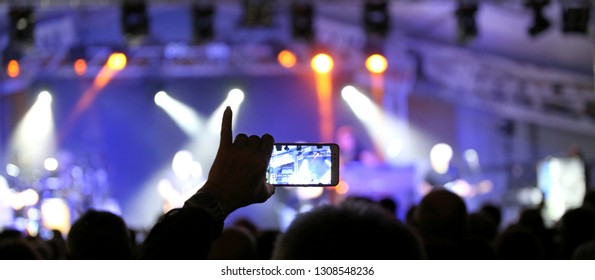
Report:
467,211,498,242
518,208,546,235
583,190,595,210
480,203,502,228
0,238,42,260
378,197,398,218
273,200,425,259
0,228,23,240
495,225,544,260
414,189,468,242
208,227,257,260
558,207,595,259
256,229,281,260
66,210,131,260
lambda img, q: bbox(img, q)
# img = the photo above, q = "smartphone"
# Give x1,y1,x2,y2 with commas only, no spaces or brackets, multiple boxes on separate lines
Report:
267,143,340,186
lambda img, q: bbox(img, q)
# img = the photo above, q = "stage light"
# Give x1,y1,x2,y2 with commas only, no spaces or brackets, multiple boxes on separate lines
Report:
311,53,333,74
525,0,551,37
8,90,56,169
205,88,246,149
341,85,403,161
341,86,376,122
8,5,35,45
73,58,87,76
44,158,59,172
363,0,390,37
291,2,314,41
228,88,245,107
192,3,215,43
561,3,591,34
38,91,53,104
242,0,275,27
278,50,297,69
107,52,127,71
455,1,479,43
154,90,168,106
386,139,403,160
6,59,20,78
121,0,149,41
365,54,388,74
154,91,203,136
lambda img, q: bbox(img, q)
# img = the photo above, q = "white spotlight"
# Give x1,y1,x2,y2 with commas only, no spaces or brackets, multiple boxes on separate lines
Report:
341,86,357,100
6,164,21,177
154,91,169,107
38,91,52,104
44,158,59,172
228,89,245,107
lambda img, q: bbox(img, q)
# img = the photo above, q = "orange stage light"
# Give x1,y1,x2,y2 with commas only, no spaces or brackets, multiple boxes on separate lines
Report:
74,59,87,76
278,50,297,68
7,59,20,78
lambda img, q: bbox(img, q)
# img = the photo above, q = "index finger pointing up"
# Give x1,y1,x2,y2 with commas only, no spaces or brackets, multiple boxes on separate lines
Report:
220,106,233,148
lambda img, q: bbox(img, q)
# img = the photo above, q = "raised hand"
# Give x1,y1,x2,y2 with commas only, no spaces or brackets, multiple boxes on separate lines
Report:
196,106,275,216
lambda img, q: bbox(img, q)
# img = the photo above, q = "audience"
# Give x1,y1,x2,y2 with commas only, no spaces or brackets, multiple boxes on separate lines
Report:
556,206,595,259
1,107,594,261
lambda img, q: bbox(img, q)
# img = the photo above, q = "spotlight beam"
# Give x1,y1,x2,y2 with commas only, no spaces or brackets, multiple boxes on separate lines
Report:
155,91,204,137
342,86,403,162
8,91,56,169
60,53,127,142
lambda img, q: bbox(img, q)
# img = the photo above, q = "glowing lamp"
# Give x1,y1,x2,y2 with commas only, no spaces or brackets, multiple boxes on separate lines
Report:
365,54,388,74
38,91,53,104
311,53,334,74
228,89,245,107
278,50,297,68
107,52,127,71
154,91,169,106
7,59,20,78
74,59,87,76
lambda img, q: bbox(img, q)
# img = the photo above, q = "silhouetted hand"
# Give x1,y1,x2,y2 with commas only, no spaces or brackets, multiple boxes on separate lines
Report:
196,106,275,216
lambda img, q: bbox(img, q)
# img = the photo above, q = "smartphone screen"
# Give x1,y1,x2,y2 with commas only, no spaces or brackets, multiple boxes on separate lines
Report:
267,143,340,186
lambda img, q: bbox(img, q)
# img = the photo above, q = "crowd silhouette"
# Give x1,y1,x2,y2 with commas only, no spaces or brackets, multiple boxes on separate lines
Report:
1,108,594,260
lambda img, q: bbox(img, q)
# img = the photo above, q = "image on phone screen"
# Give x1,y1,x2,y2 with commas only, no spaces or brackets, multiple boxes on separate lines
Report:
267,144,338,186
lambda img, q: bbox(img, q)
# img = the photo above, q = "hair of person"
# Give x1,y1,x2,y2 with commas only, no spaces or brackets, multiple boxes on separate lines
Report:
66,210,131,260
272,200,425,260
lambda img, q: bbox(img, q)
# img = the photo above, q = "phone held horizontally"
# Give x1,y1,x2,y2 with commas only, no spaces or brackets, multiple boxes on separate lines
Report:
267,143,340,187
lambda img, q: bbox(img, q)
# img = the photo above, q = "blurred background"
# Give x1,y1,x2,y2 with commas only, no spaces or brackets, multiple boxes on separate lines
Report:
0,0,593,237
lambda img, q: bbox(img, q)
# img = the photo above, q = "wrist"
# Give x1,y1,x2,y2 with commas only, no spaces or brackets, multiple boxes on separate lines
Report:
184,191,229,222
